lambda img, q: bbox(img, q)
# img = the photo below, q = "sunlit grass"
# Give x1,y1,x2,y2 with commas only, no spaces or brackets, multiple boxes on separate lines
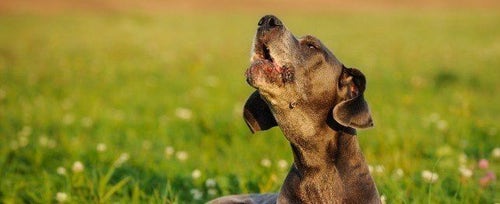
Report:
0,11,499,203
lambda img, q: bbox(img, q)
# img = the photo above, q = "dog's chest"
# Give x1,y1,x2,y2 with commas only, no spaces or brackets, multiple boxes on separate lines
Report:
285,169,345,203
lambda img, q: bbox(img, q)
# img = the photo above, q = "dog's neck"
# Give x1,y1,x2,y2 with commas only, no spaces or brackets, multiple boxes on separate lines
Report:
271,106,379,203
273,108,356,171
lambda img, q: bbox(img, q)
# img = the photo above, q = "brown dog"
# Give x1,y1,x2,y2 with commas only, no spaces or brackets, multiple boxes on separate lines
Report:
211,15,380,204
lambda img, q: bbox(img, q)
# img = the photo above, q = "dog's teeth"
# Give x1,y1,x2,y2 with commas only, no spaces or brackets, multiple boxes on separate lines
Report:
275,66,282,72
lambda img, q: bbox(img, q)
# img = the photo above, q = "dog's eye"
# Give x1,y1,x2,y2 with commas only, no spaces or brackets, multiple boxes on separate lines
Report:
307,43,319,50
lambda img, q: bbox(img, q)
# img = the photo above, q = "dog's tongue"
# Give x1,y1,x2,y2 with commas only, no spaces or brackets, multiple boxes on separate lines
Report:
274,65,283,73
250,60,281,74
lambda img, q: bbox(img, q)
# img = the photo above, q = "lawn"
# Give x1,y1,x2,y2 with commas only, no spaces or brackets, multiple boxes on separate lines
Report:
0,9,499,203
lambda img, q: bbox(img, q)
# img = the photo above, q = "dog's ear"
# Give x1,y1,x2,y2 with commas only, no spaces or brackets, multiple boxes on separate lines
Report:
333,67,374,129
243,91,278,133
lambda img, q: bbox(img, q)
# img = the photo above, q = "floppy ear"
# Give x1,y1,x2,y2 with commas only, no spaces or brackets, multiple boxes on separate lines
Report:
333,67,374,129
243,91,277,133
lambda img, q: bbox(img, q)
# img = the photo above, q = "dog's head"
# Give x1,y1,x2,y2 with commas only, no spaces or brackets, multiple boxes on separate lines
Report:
244,15,373,134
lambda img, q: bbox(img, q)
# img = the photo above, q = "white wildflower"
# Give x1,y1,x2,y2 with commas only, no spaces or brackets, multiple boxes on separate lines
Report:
56,167,67,175
114,153,130,167
368,165,374,173
96,143,107,152
16,127,31,148
175,108,192,120
260,158,271,168
39,135,49,147
176,151,188,161
458,166,473,178
192,169,201,179
277,159,288,170
72,161,84,173
18,135,29,147
394,168,404,178
436,145,453,157
375,165,385,174
436,120,448,131
190,189,203,200
422,170,439,183
165,146,175,157
205,178,217,187
18,126,32,137
55,192,68,203
380,194,386,204
208,188,218,196
492,147,500,159
39,134,56,148
428,113,440,123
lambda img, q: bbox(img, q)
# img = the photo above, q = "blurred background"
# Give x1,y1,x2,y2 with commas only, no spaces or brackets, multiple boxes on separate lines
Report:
0,0,498,203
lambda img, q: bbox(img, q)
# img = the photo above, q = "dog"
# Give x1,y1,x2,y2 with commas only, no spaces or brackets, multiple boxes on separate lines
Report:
210,15,380,204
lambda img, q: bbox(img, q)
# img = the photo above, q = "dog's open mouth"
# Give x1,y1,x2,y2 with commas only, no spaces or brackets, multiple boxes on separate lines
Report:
252,42,279,68
246,43,282,86
246,41,295,87
262,44,273,63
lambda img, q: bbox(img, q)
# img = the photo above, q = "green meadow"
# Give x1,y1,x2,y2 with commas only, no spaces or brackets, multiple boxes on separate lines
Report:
0,10,499,203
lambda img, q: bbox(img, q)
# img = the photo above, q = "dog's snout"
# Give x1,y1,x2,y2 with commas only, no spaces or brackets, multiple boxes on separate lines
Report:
258,15,283,28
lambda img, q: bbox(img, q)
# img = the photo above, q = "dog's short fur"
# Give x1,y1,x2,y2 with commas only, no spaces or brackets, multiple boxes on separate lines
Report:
211,15,380,204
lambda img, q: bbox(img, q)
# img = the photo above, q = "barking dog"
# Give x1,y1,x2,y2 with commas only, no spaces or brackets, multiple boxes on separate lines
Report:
211,15,380,204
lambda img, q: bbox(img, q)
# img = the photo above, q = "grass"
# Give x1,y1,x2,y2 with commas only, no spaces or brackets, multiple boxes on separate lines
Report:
0,10,499,203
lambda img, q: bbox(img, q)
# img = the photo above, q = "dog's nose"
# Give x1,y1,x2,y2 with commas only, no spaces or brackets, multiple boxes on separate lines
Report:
258,15,282,28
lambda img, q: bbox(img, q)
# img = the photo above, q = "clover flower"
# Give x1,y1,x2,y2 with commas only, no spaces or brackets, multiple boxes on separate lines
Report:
421,170,439,183
55,192,68,203
192,169,201,179
72,161,85,173
260,158,271,168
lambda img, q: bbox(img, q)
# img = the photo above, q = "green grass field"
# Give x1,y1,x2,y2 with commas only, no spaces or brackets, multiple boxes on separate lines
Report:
0,9,499,203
